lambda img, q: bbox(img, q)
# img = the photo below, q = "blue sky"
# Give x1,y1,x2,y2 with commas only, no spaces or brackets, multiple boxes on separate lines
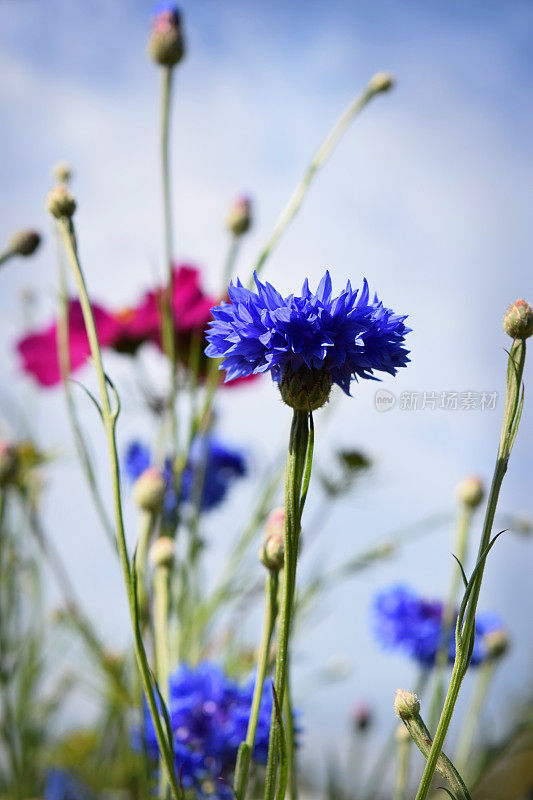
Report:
1,0,533,788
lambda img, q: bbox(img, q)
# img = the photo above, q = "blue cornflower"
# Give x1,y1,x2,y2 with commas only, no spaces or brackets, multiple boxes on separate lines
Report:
124,436,247,517
371,584,505,668
139,662,285,798
205,272,410,407
44,769,93,800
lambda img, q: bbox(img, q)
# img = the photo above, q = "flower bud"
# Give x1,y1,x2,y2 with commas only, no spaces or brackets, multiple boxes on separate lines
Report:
456,475,484,510
369,71,395,93
148,3,185,67
46,185,76,219
265,507,284,537
503,299,533,340
351,702,372,732
483,628,509,660
226,195,252,237
150,536,175,568
0,442,18,487
260,531,284,571
394,689,420,720
52,161,73,185
280,364,332,412
9,229,41,257
133,467,166,512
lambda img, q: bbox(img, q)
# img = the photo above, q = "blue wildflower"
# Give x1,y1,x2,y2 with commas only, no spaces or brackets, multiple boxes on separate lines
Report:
205,272,410,403
371,584,505,668
44,769,94,800
140,662,286,797
124,436,247,517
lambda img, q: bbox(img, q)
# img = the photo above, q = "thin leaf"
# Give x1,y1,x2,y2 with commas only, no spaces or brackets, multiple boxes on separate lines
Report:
71,380,103,421
299,410,314,518
451,553,468,590
272,683,288,800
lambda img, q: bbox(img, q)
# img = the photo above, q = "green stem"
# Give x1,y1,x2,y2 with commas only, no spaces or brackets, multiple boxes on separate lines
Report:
0,247,14,268
284,666,297,800
429,507,472,733
159,65,178,455
234,570,279,800
454,659,497,776
249,78,390,286
56,217,182,800
264,410,310,800
414,339,526,800
401,709,471,800
154,560,172,799
393,727,411,800
55,234,117,553
135,510,156,631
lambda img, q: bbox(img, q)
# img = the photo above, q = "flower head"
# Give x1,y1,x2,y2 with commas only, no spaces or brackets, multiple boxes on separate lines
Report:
44,769,93,800
206,272,410,406
125,435,247,518
148,2,185,67
139,662,292,797
371,584,504,668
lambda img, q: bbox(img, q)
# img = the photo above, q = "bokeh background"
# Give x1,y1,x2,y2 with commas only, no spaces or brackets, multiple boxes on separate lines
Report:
1,0,532,784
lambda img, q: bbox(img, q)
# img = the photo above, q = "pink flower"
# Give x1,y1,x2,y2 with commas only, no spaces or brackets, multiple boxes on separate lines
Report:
16,300,119,387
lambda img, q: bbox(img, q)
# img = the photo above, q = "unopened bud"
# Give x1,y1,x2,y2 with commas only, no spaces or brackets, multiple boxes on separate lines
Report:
503,299,533,340
369,71,395,93
351,702,372,732
483,628,509,660
260,532,284,571
394,689,420,720
148,3,185,67
133,467,166,512
266,507,284,537
46,185,76,219
9,229,41,257
52,161,73,185
280,363,332,411
456,475,484,510
226,195,252,237
150,536,175,568
0,442,18,487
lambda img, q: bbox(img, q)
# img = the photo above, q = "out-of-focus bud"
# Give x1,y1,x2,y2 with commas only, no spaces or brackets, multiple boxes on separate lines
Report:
9,229,41,257
503,299,533,340
52,161,73,185
133,467,166,513
150,536,175,568
260,531,284,571
148,3,185,67
46,185,76,219
483,628,510,660
351,702,373,733
226,195,252,237
395,721,411,743
394,689,420,720
369,71,395,93
456,475,484,510
0,442,18,487
266,506,285,536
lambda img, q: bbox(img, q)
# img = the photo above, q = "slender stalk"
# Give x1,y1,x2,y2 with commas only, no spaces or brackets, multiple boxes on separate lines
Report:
414,339,527,800
454,658,497,776
249,77,392,286
135,510,156,631
0,248,14,268
393,726,411,800
55,237,117,553
159,65,179,454
56,216,182,799
429,507,472,732
234,570,279,800
284,666,297,800
154,559,172,800
264,410,310,800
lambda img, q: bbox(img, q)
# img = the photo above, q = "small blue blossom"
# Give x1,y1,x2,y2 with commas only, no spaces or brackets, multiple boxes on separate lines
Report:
139,662,289,798
371,584,505,668
44,769,94,800
205,272,410,394
124,436,247,517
